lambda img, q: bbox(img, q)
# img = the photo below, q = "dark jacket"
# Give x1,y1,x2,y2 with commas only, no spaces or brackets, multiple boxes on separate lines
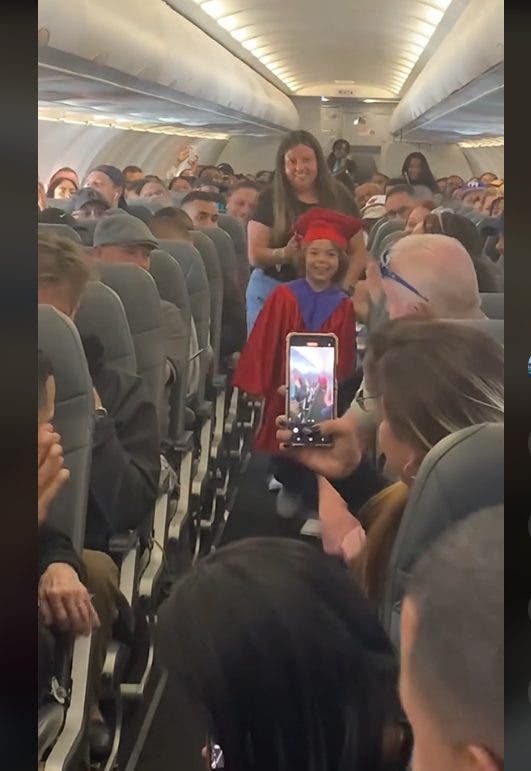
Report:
39,523,83,580
81,335,161,552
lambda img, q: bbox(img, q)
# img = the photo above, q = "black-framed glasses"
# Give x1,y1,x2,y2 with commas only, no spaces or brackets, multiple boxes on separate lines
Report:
380,249,429,302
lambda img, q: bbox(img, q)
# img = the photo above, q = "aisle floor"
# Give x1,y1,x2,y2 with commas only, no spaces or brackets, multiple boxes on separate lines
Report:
136,452,307,770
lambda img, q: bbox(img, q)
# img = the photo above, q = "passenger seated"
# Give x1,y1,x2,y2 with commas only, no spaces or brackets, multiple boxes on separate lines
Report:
48,167,80,189
38,233,160,552
355,182,383,210
371,171,389,187
400,507,503,771
122,165,144,183
149,206,194,242
47,176,78,200
157,538,411,771
181,191,219,227
168,176,193,193
136,179,173,207
225,180,259,224
345,231,489,446
416,210,501,292
91,213,200,413
277,318,503,605
71,188,111,220
404,203,435,233
401,152,440,194
385,184,434,225
38,349,119,758
445,174,464,197
38,180,48,211
165,144,199,182
84,164,131,212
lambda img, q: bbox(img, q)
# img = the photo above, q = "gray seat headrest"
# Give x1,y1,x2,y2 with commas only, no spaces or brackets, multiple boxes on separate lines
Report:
191,231,223,376
38,222,82,244
479,292,504,320
97,263,165,415
149,250,192,438
157,239,211,401
38,305,94,552
75,281,137,376
370,220,403,259
217,214,249,287
381,422,504,645
447,317,504,346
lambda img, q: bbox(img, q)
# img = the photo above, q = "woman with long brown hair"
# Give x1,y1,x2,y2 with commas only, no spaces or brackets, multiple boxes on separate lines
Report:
316,317,504,605
246,130,366,334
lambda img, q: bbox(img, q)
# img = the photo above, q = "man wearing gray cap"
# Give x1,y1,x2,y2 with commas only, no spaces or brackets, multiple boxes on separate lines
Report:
93,213,201,423
72,187,111,221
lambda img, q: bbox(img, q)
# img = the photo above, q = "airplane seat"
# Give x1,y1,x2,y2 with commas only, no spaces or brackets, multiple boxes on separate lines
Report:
381,423,504,648
483,234,501,262
189,231,223,379
73,218,97,246
130,196,165,214
124,201,153,225
149,249,192,443
366,215,391,253
38,305,94,766
479,292,504,320
447,317,504,346
379,229,406,256
38,222,82,244
157,236,216,521
218,214,249,291
370,220,404,260
46,198,74,213
97,263,166,430
169,191,187,206
157,238,212,405
349,153,377,183
75,281,138,377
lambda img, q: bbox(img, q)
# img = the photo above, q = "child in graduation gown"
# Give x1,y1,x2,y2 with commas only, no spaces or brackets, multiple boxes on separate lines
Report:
234,207,361,457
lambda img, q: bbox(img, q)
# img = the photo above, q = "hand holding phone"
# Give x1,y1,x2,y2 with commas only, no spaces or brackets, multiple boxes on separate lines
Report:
285,333,338,447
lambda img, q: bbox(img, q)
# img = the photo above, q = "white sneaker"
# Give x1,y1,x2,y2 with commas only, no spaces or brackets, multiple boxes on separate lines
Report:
267,475,283,492
276,488,304,518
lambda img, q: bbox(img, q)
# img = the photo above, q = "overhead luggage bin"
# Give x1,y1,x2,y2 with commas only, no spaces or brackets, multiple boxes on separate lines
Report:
390,0,503,142
38,0,299,135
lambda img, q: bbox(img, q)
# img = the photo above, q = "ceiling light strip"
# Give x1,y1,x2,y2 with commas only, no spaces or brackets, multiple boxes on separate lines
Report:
458,137,504,148
194,0,297,92
38,113,230,139
389,2,453,95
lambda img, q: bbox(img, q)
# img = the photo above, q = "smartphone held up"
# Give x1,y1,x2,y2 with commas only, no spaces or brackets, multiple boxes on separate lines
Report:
285,333,338,447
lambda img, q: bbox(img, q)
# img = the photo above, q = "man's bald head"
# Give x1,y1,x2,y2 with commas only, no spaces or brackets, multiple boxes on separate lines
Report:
383,234,483,320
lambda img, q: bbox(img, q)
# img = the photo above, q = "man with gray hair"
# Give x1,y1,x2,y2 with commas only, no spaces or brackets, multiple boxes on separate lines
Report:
385,183,435,224
276,233,487,480
400,506,503,771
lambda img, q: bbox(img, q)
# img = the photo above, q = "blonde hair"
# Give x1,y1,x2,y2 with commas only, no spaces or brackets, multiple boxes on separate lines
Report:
38,232,93,308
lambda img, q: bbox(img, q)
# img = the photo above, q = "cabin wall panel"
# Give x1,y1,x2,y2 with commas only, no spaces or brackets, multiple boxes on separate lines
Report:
38,122,226,185
461,147,504,179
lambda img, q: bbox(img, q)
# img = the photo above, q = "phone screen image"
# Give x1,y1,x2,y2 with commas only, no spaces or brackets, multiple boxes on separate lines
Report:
286,335,337,446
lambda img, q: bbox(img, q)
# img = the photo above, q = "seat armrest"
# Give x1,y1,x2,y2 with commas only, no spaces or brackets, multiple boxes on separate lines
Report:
212,373,227,391
196,400,213,419
108,530,139,555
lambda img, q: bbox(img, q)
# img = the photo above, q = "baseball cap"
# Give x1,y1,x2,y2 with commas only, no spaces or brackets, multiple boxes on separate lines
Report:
73,187,110,211
93,212,159,248
362,195,387,220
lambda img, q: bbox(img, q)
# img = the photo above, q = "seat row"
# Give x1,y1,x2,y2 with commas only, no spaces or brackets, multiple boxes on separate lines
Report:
37,216,257,769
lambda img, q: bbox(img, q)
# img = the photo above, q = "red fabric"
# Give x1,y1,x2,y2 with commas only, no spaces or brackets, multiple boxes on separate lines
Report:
233,284,356,454
294,207,363,249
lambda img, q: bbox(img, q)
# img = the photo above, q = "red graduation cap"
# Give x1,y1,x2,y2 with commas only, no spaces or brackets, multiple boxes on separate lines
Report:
294,207,363,250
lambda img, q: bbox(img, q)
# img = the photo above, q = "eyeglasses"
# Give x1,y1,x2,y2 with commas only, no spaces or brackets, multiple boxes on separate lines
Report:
355,391,381,413
380,248,429,303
